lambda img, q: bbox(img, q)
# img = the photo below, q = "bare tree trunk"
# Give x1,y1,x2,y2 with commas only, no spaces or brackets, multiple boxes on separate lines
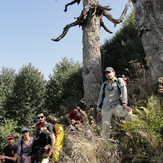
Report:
132,0,163,80
82,0,103,106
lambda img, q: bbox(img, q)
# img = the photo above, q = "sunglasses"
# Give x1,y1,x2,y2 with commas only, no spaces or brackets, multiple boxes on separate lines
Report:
105,71,111,74
22,131,29,134
37,116,44,119
7,138,13,140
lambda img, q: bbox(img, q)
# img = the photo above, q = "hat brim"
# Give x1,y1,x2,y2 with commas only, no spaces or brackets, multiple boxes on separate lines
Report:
7,137,14,140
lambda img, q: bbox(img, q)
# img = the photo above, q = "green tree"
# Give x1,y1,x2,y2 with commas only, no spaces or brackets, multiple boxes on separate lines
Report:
5,63,46,127
0,119,18,151
0,67,15,119
101,10,146,78
46,57,83,116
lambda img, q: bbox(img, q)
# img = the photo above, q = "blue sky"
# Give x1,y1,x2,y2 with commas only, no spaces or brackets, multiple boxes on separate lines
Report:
0,0,132,80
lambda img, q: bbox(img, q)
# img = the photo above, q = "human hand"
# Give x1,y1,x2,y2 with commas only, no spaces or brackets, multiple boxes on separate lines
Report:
42,152,49,158
0,156,5,163
0,156,5,160
123,105,132,112
97,111,102,120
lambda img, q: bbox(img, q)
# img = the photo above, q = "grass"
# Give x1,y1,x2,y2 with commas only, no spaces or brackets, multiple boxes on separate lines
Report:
51,96,163,163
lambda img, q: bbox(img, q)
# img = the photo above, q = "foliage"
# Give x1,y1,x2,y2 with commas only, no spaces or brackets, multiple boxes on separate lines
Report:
0,67,15,119
46,57,83,116
4,63,46,127
0,118,18,151
120,96,163,162
51,96,162,163
54,116,121,163
101,10,146,79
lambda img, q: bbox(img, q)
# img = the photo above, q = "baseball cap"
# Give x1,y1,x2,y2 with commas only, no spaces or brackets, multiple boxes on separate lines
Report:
21,127,30,133
105,67,114,72
7,135,14,140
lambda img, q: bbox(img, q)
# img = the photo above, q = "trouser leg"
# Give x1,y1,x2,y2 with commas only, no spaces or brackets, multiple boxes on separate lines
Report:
101,109,114,138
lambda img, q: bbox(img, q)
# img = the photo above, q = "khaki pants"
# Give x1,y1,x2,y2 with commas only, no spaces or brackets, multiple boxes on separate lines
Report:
101,105,132,138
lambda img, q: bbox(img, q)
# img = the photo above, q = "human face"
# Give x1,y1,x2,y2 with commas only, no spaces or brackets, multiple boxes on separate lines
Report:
105,71,115,81
22,131,29,139
37,113,46,124
7,138,14,146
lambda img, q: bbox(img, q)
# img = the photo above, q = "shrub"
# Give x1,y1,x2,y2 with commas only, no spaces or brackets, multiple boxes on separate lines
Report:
120,96,163,162
0,119,18,151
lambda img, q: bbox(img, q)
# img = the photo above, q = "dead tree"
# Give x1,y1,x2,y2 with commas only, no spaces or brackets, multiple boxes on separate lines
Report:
52,0,131,106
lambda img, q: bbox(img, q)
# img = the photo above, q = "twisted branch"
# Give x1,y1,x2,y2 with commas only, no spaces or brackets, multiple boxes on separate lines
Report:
51,19,81,41
100,20,113,34
52,0,131,41
64,0,81,12
52,5,90,42
103,0,131,27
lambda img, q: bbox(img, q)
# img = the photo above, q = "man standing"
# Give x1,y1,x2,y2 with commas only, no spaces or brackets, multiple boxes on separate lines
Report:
0,135,18,163
34,110,56,163
97,67,132,137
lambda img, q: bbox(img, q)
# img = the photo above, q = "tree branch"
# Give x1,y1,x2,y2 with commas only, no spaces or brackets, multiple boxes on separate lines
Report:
96,5,112,12
52,1,131,42
64,0,81,12
51,20,81,41
103,0,131,27
52,4,91,42
100,20,113,34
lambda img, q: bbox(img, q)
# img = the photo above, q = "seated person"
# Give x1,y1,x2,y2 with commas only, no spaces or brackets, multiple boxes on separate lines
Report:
66,106,85,125
0,135,18,163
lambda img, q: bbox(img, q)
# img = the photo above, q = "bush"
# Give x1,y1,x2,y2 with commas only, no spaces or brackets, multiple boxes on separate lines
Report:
120,96,163,162
0,119,18,151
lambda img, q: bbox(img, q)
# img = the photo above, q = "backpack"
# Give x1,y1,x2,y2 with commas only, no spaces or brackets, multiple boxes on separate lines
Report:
98,78,128,108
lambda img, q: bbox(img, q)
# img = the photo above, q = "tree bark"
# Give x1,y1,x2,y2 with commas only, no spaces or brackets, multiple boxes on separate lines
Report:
82,0,103,106
132,0,163,80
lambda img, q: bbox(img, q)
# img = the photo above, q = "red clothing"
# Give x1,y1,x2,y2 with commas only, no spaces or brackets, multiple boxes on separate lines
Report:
68,110,83,122
124,80,129,100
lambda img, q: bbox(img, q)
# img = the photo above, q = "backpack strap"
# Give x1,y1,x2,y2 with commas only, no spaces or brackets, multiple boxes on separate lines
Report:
116,78,123,105
116,78,121,94
21,138,24,156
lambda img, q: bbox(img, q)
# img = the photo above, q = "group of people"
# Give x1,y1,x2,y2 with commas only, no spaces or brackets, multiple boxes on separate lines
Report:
0,110,55,163
0,66,133,162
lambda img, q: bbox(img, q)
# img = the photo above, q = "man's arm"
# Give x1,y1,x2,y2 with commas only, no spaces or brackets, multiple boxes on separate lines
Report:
118,78,131,111
49,134,55,156
42,134,55,158
97,83,106,120
118,78,128,105
17,156,21,163
0,153,17,162
96,83,105,112
0,153,5,162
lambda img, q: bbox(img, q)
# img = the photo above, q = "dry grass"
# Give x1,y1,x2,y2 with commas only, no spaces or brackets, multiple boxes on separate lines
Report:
51,115,121,163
